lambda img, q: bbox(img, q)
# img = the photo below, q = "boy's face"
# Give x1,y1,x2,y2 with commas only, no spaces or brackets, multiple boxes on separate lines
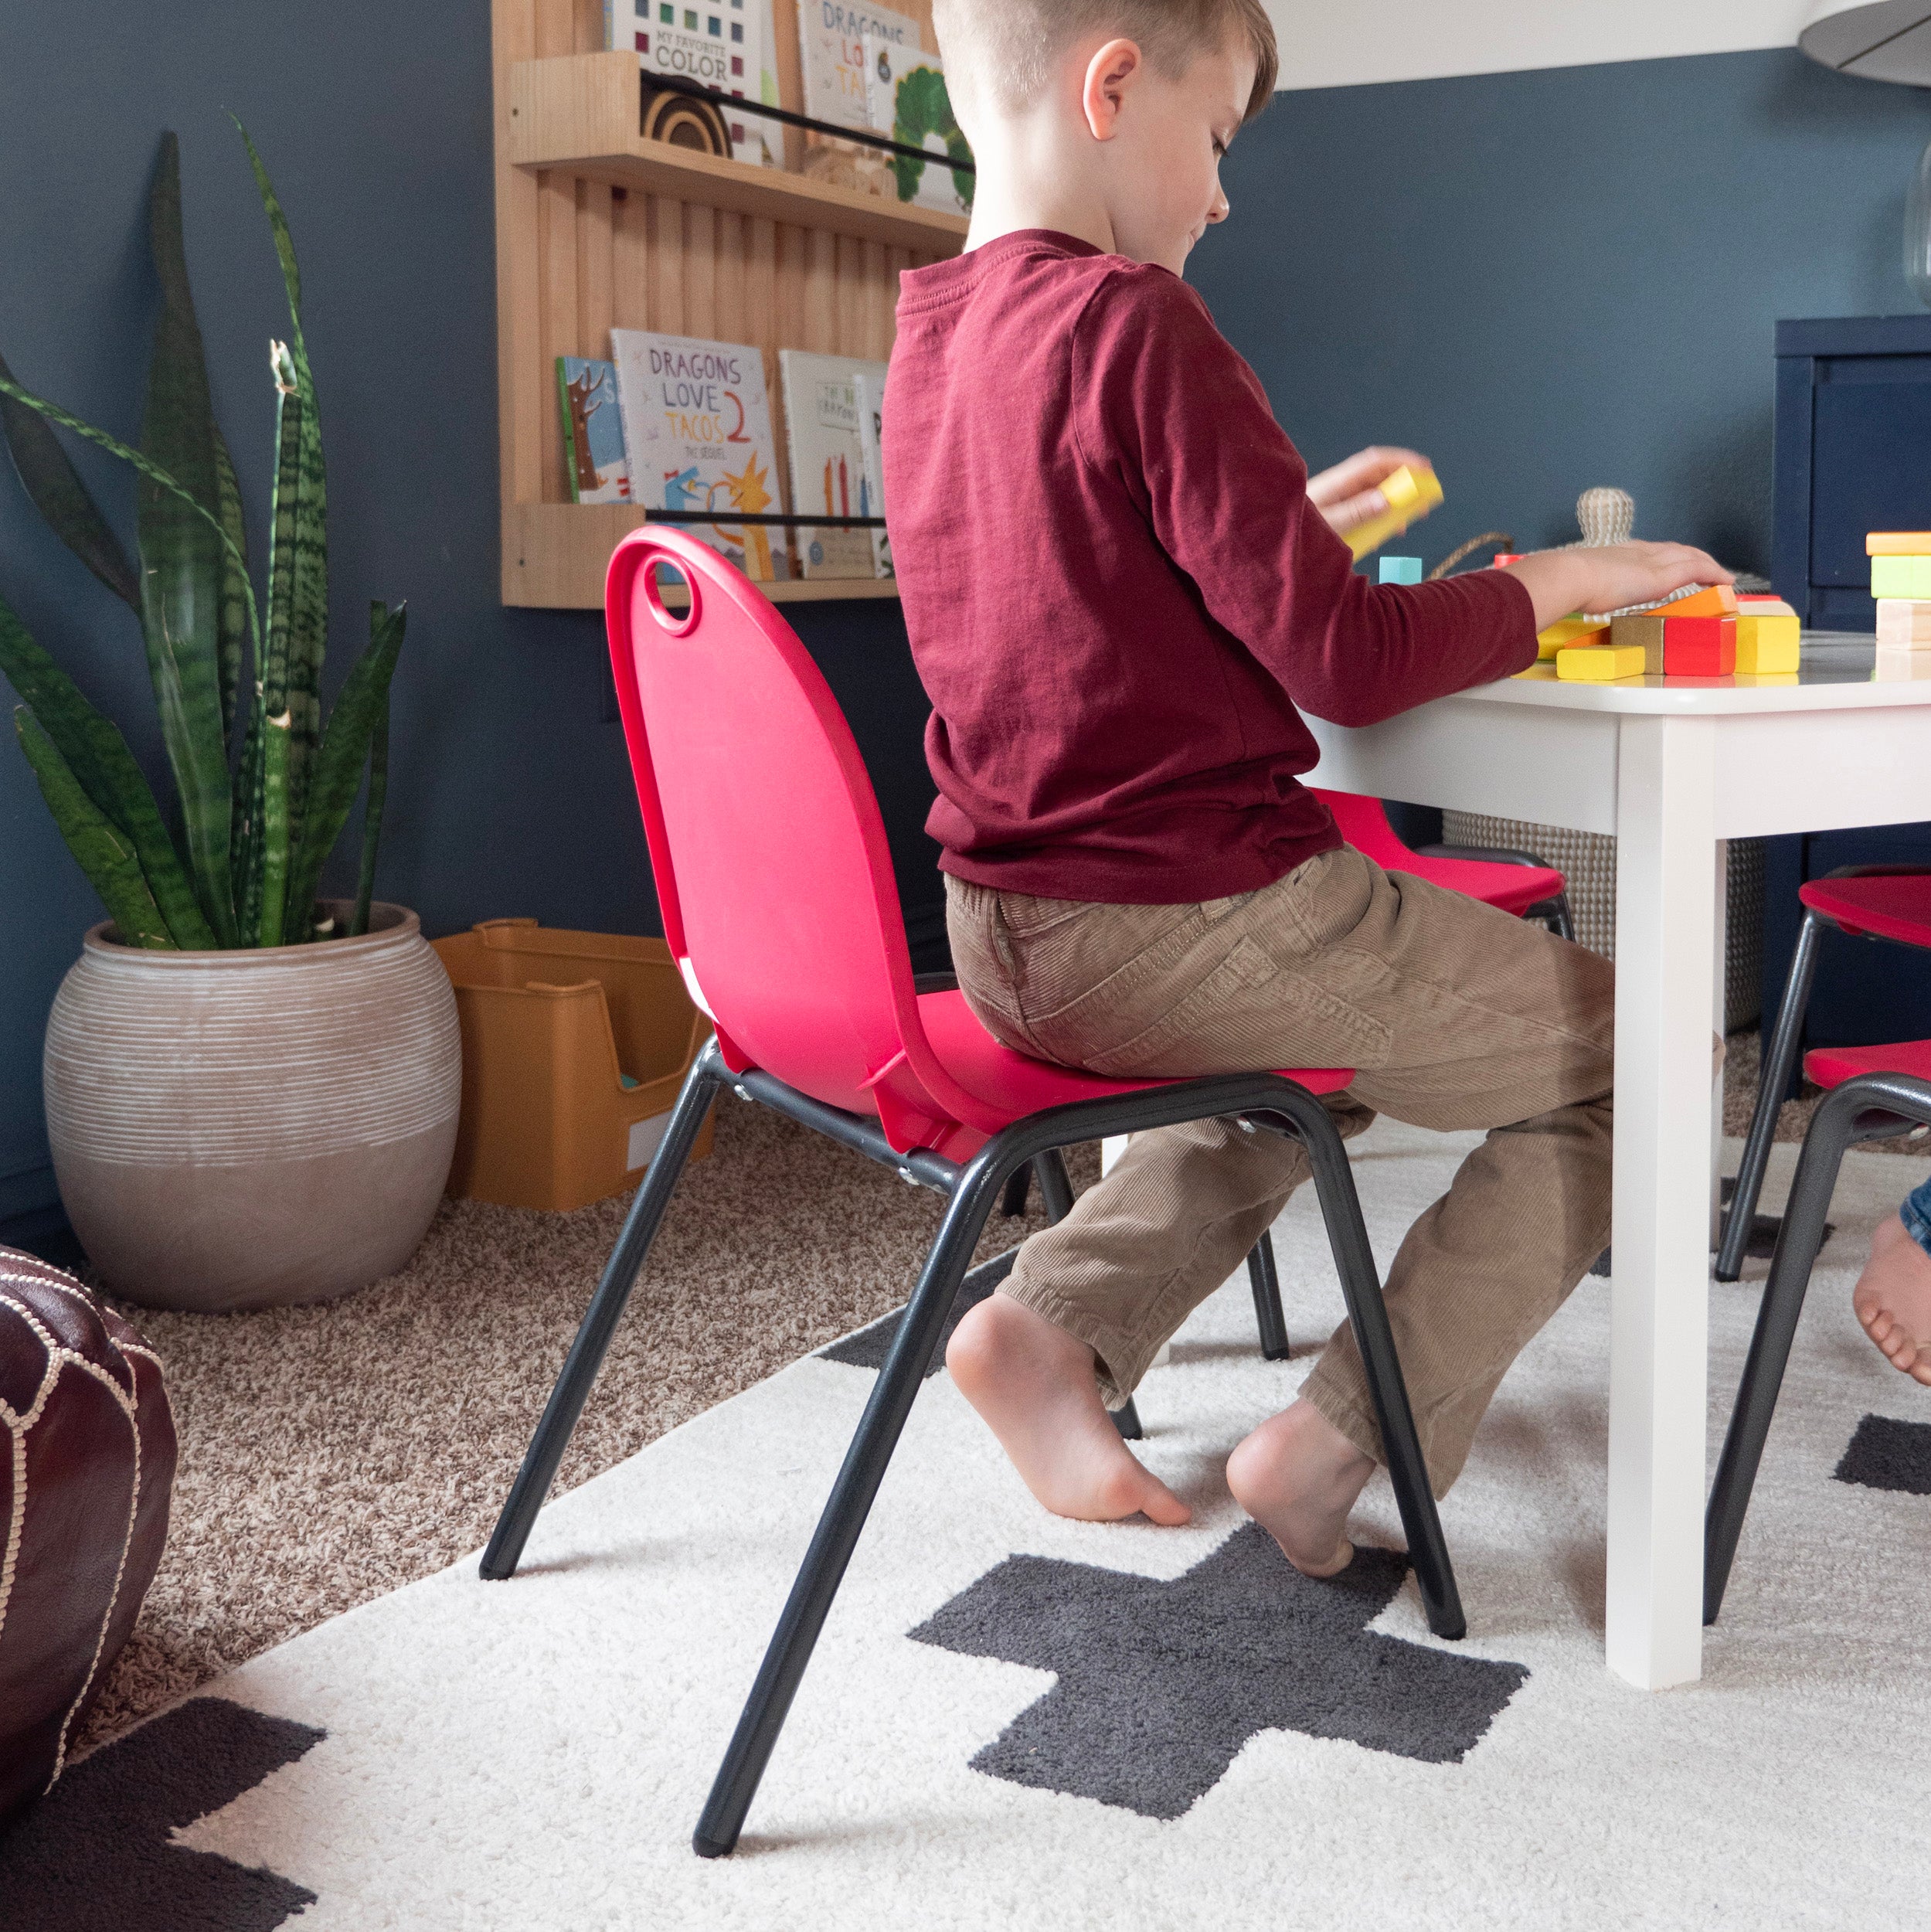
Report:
1100,36,1256,275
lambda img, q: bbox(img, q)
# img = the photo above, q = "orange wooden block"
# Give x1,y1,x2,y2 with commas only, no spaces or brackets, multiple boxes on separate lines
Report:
1867,532,1931,556
1661,584,1739,620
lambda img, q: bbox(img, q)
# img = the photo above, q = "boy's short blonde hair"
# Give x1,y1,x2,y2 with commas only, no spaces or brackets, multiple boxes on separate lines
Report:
931,0,1278,125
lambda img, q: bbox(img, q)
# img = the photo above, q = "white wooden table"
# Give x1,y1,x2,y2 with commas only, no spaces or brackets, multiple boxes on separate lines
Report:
1304,634,1931,1689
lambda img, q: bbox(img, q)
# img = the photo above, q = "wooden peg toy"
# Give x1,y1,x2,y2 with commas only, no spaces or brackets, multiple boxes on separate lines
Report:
1344,464,1443,560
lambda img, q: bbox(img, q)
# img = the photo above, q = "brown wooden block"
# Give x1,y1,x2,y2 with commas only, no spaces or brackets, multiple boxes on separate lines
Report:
1611,613,1668,673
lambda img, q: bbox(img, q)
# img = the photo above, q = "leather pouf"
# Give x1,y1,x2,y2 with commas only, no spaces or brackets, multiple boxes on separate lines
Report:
0,1247,175,1824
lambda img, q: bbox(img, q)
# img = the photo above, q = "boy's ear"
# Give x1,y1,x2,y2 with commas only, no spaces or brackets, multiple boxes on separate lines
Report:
1081,38,1144,142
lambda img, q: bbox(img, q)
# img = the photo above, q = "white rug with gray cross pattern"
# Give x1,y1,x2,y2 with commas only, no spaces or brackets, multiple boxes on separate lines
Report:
7,1121,1931,1931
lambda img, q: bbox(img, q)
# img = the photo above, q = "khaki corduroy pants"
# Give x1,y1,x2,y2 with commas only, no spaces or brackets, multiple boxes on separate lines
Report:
944,845,1617,1496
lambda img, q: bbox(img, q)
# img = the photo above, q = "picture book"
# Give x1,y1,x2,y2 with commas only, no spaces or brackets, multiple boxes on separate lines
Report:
607,0,777,166
797,0,921,132
855,368,892,579
611,329,789,580
778,351,889,579
556,358,633,505
862,32,973,214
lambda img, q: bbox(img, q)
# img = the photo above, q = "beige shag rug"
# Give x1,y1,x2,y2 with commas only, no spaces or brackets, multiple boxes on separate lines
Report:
76,1027,1918,1756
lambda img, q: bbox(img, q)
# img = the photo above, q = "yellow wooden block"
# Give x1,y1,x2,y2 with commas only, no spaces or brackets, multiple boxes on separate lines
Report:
1661,583,1739,619
1344,464,1444,560
1867,532,1931,556
1734,612,1799,672
1556,642,1647,681
1536,616,1610,659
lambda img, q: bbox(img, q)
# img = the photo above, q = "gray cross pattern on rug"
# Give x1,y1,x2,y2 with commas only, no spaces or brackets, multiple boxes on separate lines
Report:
1835,1412,1931,1495
0,1697,321,1932
909,1523,1528,1821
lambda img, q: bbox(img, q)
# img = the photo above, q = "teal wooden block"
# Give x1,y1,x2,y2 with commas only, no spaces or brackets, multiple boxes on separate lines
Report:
1379,556,1423,585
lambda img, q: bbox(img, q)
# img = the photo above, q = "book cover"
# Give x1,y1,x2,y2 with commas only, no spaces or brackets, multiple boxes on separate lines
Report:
611,329,789,581
779,351,889,579
797,0,921,132
556,357,633,505
862,33,973,213
607,0,778,166
854,368,892,579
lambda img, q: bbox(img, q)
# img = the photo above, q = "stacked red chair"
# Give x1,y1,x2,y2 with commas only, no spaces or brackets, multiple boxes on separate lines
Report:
0,1247,176,1822
481,528,1467,1859
1717,869,1931,1281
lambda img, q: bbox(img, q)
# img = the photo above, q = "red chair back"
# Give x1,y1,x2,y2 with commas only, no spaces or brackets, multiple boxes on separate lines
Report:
1311,788,1409,867
604,528,982,1151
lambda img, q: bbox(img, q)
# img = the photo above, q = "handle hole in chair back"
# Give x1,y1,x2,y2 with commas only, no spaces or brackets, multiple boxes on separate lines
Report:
607,528,926,1121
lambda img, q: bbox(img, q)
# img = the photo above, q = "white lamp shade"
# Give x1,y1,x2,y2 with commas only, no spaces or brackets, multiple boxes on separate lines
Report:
1801,0,1931,83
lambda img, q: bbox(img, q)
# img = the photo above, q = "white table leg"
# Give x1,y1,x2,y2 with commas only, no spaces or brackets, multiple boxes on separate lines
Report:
1606,716,1717,1689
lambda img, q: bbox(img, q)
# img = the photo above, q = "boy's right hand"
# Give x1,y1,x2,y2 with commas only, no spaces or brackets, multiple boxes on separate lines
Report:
1503,542,1732,633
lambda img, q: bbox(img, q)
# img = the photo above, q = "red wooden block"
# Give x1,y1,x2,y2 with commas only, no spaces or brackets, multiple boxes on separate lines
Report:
1663,614,1736,677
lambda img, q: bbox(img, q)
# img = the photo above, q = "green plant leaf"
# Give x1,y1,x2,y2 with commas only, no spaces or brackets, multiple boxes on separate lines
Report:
140,129,236,945
231,683,263,937
0,346,140,608
284,600,405,936
0,590,216,947
348,692,389,938
262,339,325,871
212,430,249,740
234,119,306,361
15,706,175,948
255,706,291,947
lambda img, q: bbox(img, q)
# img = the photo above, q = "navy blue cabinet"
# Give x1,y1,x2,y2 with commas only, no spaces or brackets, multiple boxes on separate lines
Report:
1774,315,1931,631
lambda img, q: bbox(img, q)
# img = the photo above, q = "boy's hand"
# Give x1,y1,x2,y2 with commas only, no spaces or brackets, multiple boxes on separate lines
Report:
1504,543,1734,633
1308,447,1433,539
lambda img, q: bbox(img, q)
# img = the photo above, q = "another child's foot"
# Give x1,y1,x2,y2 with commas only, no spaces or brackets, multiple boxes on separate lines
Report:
1854,1214,1931,1386
946,1295,1191,1526
1225,1398,1375,1578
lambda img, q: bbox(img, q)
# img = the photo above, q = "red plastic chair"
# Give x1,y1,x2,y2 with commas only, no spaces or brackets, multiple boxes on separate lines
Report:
1313,790,1574,937
1705,1040,1931,1622
481,529,1464,1859
1716,868,1931,1281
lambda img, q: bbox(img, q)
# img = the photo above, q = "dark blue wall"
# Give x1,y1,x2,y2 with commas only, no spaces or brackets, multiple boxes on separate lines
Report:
1192,48,1931,573
0,3,940,1220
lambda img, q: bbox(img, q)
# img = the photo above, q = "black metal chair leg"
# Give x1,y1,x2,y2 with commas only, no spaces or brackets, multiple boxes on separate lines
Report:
1000,1165,1031,1219
1718,909,1824,1281
480,1044,725,1582
1704,1075,1931,1624
1247,1231,1290,1359
1546,891,1576,944
1111,1396,1144,1440
1263,1092,1465,1641
694,1144,1015,1859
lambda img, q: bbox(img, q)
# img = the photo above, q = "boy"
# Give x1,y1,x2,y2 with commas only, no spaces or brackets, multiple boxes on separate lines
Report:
883,0,1729,1575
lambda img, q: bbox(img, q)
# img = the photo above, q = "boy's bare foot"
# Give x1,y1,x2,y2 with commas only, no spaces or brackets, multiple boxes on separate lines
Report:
945,1295,1191,1526
1225,1398,1375,1578
1853,1214,1931,1386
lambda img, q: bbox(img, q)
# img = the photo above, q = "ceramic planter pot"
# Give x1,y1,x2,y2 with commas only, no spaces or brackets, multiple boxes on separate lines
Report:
43,903,461,1312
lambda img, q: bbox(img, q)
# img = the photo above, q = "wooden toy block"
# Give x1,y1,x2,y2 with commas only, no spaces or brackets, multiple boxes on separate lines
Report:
1536,615,1610,659
1663,614,1736,676
1345,464,1443,560
1867,532,1931,556
1734,610,1799,672
1875,599,1931,648
1875,646,1931,682
1869,555,1931,600
1659,583,1739,619
1610,612,1668,672
1378,555,1423,585
1555,642,1647,681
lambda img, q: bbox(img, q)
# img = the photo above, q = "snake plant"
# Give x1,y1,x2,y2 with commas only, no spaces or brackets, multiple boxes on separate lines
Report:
0,123,404,951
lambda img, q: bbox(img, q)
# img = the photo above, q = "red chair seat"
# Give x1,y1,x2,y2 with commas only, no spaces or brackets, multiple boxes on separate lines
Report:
1798,875,1931,947
1804,1036,1931,1091
916,989,1354,1122
1313,789,1563,917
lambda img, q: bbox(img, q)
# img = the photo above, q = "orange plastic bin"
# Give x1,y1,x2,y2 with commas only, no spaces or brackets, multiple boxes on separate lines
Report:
432,919,715,1211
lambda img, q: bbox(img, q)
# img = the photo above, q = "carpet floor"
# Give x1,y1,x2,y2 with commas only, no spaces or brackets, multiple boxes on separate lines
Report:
11,1121,1930,1930
70,1028,1919,1759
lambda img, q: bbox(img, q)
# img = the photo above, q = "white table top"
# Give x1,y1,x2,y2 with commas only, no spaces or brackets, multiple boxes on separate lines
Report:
1460,633,1931,715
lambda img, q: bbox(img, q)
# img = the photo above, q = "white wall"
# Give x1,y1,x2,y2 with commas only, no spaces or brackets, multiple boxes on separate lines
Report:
1265,1,1814,90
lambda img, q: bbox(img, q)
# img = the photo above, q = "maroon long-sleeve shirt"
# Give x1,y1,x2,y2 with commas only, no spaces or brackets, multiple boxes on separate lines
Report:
882,230,1538,905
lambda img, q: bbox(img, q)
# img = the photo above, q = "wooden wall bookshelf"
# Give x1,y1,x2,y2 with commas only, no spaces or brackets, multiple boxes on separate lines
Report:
491,0,963,611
